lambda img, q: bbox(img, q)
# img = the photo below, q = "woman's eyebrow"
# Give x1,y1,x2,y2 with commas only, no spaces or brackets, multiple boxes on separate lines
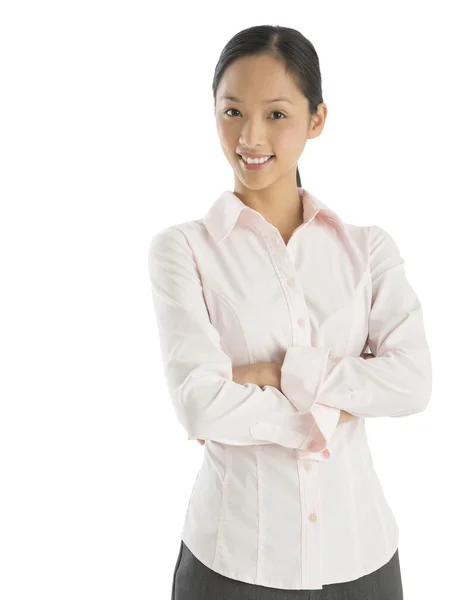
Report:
219,94,294,104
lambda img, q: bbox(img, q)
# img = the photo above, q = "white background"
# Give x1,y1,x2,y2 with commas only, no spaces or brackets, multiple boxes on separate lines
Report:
1,2,452,598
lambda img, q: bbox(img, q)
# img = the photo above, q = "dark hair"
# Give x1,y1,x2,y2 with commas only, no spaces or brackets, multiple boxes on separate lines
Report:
212,25,324,188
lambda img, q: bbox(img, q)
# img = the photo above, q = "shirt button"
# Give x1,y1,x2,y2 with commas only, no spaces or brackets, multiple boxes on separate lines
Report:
297,318,304,327
287,277,295,287
303,462,312,471
308,513,318,523
322,449,331,457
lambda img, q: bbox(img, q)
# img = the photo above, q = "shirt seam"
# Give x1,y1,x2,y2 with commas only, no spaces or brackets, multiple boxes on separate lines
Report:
203,284,253,364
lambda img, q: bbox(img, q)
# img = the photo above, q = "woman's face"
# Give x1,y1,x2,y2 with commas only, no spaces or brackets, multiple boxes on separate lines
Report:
214,53,327,189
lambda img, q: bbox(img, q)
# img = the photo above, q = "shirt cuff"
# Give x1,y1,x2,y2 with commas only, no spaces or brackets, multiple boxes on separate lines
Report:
280,345,341,456
249,418,335,462
302,403,341,454
280,345,331,413
250,421,309,448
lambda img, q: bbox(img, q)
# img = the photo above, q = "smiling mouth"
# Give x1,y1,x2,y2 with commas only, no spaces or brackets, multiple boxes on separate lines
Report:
237,154,275,164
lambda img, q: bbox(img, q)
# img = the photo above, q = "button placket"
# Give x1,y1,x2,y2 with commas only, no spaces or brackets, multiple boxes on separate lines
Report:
298,458,323,588
263,228,309,334
280,261,310,343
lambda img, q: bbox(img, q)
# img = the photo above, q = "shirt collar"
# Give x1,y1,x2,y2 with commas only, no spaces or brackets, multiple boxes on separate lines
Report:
202,187,345,246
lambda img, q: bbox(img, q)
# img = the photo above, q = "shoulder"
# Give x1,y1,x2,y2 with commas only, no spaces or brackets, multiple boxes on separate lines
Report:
367,224,400,255
365,225,404,280
148,220,209,276
148,219,203,252
342,222,400,253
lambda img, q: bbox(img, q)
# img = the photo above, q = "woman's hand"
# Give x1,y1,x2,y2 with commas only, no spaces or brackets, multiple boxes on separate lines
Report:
231,362,272,387
338,409,358,424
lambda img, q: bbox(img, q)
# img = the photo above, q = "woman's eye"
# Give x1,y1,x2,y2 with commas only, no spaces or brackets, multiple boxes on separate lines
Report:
270,111,286,119
224,108,286,120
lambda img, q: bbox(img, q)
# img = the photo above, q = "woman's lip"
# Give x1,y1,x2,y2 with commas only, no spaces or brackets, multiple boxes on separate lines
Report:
237,153,274,158
237,154,275,170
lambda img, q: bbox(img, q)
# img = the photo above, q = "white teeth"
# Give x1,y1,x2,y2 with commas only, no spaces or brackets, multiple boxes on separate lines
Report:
241,155,273,164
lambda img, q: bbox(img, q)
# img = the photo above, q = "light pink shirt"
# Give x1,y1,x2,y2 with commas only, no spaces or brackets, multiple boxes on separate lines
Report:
147,186,432,590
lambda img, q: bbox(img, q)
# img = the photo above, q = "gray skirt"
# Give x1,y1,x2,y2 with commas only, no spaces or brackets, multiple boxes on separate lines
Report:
171,540,403,600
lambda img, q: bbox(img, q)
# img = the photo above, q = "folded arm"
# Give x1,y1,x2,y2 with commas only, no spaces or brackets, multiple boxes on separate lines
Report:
279,225,432,422
148,226,340,455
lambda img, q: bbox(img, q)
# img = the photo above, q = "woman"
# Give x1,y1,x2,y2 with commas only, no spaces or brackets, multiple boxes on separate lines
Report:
148,24,432,599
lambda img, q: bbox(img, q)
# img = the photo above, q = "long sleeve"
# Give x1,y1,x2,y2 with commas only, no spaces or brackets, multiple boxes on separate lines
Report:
280,225,432,419
147,226,339,452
